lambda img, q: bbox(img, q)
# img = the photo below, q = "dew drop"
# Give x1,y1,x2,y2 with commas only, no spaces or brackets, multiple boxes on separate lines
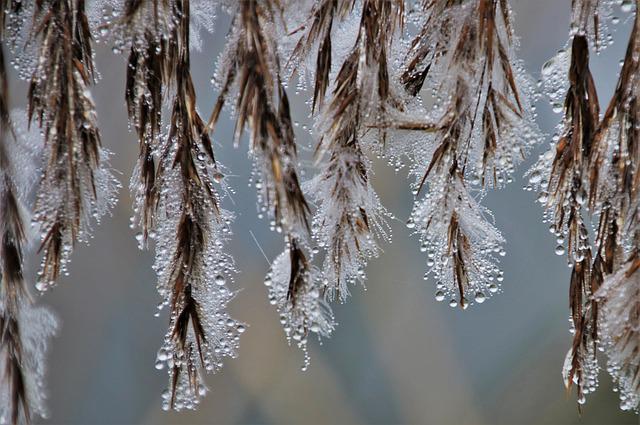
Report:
35,281,48,292
621,0,633,13
528,170,542,184
541,59,555,76
460,298,469,310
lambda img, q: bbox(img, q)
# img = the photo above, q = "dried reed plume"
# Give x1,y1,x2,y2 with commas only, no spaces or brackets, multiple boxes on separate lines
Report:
211,0,333,364
530,0,638,409
117,0,174,245
211,0,310,236
401,0,539,308
551,34,601,405
289,0,355,112
588,7,640,412
27,0,117,291
139,0,243,410
300,0,401,302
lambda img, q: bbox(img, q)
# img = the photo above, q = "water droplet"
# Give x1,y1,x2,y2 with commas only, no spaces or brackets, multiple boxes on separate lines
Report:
215,275,226,286
156,348,169,361
198,384,207,396
541,59,555,76
35,281,48,292
460,298,469,310
529,170,542,184
210,171,224,184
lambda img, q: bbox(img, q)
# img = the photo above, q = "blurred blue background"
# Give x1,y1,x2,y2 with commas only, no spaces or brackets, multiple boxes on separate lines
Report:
7,0,639,423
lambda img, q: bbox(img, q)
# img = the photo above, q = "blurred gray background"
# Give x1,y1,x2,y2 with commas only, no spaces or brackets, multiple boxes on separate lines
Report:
7,0,640,424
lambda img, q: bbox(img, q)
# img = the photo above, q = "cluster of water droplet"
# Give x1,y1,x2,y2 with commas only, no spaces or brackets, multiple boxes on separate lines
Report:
21,0,120,292
32,146,119,292
159,379,207,412
593,263,640,412
536,0,632,119
561,332,601,405
152,146,236,292
467,63,543,189
88,0,217,54
264,246,335,371
570,0,631,50
539,46,571,115
154,220,242,408
526,47,595,267
529,175,593,265
156,296,245,411
248,161,299,236
88,1,123,43
401,0,543,185
305,151,392,302
2,0,37,80
390,0,545,312
144,113,244,406
608,360,640,412
157,297,245,411
409,175,505,308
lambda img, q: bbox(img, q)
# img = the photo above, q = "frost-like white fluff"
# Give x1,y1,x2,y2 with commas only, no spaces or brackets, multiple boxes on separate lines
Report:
392,0,542,310
407,4,542,188
306,151,390,301
595,259,640,413
264,246,335,370
1,110,41,206
152,149,242,410
88,0,217,51
410,174,505,307
32,142,119,289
